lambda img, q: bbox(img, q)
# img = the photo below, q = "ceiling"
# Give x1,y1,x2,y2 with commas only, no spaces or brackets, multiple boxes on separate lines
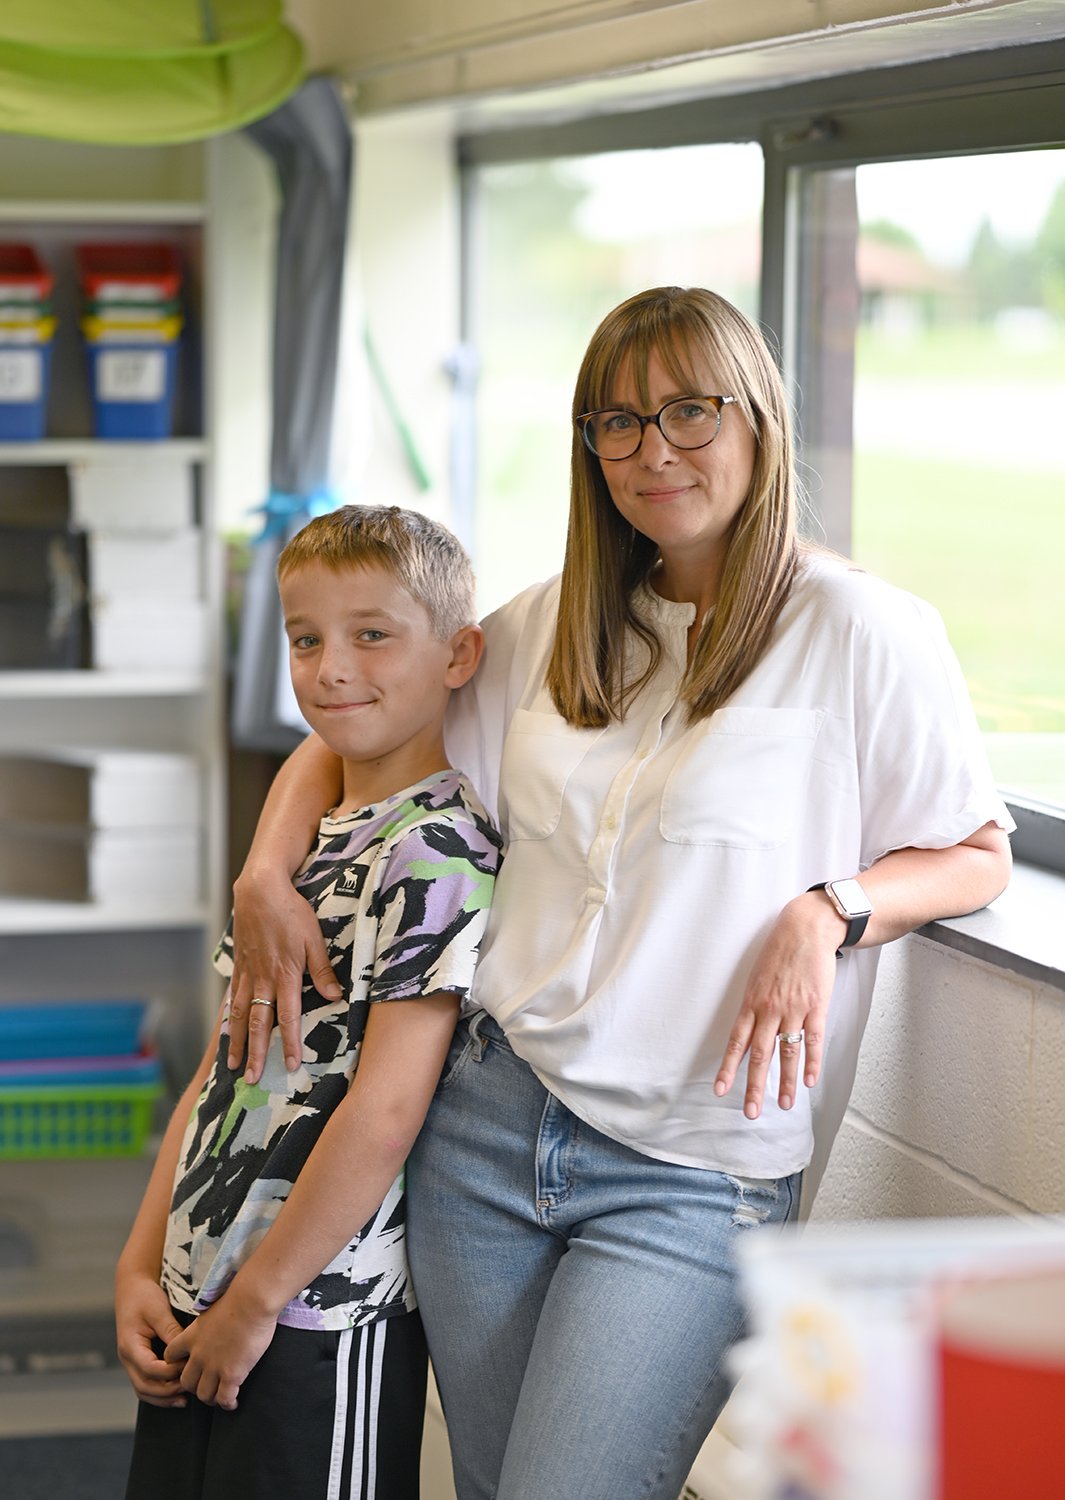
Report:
281,0,1065,123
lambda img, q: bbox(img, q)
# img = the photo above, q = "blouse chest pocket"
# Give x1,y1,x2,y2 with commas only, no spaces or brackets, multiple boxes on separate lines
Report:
499,708,606,841
660,706,824,849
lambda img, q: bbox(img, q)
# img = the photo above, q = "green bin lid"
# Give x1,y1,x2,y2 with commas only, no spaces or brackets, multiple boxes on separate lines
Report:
0,298,54,319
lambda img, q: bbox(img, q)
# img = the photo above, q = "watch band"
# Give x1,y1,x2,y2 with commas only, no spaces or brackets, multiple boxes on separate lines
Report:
808,880,872,952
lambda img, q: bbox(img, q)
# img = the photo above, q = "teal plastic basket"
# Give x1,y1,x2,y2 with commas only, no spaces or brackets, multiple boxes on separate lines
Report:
0,1081,161,1159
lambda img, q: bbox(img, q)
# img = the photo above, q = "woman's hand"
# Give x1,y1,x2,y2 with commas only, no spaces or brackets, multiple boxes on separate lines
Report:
714,892,844,1120
714,825,1012,1120
115,1268,189,1408
227,865,341,1084
714,827,1012,1120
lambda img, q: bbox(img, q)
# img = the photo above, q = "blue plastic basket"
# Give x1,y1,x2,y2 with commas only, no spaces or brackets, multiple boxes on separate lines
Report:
0,1000,147,1061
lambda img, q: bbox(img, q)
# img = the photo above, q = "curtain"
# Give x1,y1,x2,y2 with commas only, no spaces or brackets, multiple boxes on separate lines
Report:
230,75,353,752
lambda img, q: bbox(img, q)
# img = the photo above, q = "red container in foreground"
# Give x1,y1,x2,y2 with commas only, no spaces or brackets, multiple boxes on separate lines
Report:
937,1264,1065,1499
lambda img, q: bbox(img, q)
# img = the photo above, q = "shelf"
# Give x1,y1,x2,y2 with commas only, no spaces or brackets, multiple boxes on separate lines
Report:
0,134,227,1066
0,672,207,699
0,200,207,225
0,1369,137,1440
0,898,209,935
0,439,209,465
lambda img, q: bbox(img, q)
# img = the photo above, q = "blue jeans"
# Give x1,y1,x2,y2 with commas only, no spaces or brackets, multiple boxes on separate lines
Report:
407,1013,800,1500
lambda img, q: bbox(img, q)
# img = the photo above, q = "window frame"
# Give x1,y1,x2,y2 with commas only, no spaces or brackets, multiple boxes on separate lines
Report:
457,37,1065,871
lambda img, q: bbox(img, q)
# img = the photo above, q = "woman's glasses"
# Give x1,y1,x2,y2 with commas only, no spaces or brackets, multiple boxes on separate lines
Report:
576,395,737,461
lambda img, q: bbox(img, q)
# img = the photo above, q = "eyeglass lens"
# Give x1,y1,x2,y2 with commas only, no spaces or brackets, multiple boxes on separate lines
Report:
581,397,722,459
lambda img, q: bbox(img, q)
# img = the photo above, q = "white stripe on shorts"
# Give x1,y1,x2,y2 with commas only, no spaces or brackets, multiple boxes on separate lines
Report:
363,1322,386,1499
327,1322,389,1500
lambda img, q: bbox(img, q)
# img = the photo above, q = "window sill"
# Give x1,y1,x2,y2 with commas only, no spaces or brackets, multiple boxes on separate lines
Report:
919,860,1065,993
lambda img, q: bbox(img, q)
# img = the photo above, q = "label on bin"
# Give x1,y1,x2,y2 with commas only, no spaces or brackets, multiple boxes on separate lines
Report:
96,349,166,402
0,349,42,401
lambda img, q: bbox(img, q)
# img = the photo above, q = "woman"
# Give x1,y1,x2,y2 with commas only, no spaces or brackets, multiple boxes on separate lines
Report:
228,288,1012,1500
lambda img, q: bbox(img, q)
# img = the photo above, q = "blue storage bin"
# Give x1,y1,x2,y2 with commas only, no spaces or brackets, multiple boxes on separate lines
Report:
0,1000,147,1061
0,333,54,440
85,336,179,440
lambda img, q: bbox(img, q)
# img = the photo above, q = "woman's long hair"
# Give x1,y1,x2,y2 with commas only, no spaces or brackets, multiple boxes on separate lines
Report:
546,286,801,726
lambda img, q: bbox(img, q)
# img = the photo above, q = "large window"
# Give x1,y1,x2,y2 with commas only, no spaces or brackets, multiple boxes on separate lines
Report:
787,141,1065,826
461,52,1065,850
469,144,763,612
851,152,1065,807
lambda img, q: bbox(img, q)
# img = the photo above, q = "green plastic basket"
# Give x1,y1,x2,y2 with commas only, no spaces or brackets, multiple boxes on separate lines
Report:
0,1082,161,1159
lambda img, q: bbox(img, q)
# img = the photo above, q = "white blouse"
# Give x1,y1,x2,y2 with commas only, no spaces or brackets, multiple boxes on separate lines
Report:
445,554,1013,1187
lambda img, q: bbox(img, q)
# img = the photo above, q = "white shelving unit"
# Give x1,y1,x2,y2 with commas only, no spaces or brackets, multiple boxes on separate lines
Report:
0,136,230,1334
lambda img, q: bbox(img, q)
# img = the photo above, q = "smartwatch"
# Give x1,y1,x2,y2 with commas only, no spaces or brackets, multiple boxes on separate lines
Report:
809,878,873,952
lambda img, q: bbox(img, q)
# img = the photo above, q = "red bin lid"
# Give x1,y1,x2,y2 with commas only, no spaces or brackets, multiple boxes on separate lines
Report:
0,243,54,298
76,242,183,299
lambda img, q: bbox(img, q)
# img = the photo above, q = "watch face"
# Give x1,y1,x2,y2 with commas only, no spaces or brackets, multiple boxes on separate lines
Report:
829,878,873,918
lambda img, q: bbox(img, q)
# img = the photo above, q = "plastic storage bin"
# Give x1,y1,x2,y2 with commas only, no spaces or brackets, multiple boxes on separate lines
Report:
0,1079,162,1158
0,1000,148,1061
83,333,180,439
0,241,56,440
0,1000,161,1159
0,324,55,440
76,243,183,439
0,1051,161,1087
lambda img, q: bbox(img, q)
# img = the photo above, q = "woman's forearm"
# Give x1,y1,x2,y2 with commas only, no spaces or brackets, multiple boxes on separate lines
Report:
717,821,1012,1119
804,820,1012,951
229,734,345,1080
236,733,343,887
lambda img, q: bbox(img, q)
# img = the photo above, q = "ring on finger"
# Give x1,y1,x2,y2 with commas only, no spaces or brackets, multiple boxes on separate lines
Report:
250,996,275,1008
777,1030,804,1045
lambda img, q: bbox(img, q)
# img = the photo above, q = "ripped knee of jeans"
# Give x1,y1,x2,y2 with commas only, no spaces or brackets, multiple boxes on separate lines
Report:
726,1174,776,1229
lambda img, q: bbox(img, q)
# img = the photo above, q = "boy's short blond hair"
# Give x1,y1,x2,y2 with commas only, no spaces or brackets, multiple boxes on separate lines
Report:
277,504,476,639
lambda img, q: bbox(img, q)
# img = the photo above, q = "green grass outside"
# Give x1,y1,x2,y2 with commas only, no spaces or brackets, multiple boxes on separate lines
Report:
853,448,1065,800
856,323,1065,381
853,450,1064,732
854,319,1065,800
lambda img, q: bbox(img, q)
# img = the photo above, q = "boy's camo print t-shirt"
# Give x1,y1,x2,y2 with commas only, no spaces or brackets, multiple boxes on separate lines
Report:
161,770,502,1331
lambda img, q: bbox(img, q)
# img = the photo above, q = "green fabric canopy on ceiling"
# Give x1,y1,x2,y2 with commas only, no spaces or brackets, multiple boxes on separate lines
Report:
0,0,305,143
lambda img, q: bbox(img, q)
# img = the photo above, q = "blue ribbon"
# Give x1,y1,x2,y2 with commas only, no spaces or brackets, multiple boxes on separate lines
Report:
249,489,337,542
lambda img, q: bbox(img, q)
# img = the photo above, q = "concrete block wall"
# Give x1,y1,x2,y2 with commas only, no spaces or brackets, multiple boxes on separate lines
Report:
813,934,1065,1222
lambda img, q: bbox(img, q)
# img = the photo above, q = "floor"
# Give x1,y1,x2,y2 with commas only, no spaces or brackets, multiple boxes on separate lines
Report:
0,1431,135,1500
0,1363,461,1499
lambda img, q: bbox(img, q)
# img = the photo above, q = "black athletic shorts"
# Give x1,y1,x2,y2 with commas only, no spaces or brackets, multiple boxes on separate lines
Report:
125,1310,428,1500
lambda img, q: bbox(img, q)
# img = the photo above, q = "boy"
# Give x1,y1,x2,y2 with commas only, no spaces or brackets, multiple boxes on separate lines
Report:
116,505,502,1500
